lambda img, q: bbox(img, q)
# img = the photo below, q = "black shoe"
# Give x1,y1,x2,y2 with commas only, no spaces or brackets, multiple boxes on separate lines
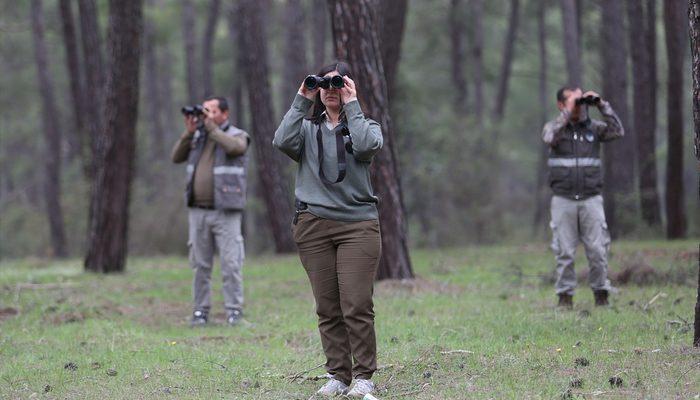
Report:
594,290,609,306
227,310,243,326
191,310,208,327
558,294,573,309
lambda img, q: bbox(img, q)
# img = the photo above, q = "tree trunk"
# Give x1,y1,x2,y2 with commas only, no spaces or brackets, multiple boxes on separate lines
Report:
533,0,549,235
492,0,520,121
471,0,484,125
227,2,245,127
58,0,88,170
663,0,687,238
647,0,658,137
30,0,68,258
311,0,328,69
379,0,408,103
143,11,165,160
282,0,308,102
182,0,198,103
686,0,699,347
449,0,468,114
77,0,105,163
327,0,414,280
627,0,662,227
84,0,143,273
560,0,582,86
601,0,635,238
201,0,221,98
238,0,296,253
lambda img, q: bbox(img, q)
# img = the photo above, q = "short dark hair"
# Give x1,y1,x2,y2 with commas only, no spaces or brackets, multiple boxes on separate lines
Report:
204,96,229,112
556,86,580,103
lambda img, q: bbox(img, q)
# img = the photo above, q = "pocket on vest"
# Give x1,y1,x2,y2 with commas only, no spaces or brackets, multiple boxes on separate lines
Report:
582,167,602,193
549,167,572,191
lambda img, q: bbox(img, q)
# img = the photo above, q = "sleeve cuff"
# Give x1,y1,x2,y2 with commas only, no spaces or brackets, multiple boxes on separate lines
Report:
342,99,361,117
292,93,314,111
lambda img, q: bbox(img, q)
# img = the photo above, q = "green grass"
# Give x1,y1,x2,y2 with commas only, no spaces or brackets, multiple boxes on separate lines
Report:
1,241,698,399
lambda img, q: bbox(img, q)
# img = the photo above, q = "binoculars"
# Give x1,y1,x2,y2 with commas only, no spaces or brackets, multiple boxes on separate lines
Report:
181,104,205,117
304,75,345,90
575,95,600,106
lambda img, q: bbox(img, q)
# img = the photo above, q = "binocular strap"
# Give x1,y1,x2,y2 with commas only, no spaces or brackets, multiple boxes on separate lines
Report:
316,125,347,185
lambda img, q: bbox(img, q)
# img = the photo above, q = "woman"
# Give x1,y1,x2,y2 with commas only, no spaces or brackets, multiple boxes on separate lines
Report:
273,61,383,397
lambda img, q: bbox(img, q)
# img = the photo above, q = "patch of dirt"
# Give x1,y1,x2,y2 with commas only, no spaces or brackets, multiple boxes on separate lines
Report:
375,276,462,296
0,307,18,322
46,311,86,325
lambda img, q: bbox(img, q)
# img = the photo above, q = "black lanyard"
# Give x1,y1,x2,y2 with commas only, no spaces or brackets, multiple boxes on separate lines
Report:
316,123,349,185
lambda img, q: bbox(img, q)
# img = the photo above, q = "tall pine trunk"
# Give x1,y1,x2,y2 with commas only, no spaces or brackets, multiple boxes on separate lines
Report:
238,0,296,253
327,0,413,280
182,0,198,103
663,0,687,239
533,0,549,235
560,0,582,86
282,0,307,101
449,0,468,114
627,0,662,228
58,0,88,170
143,11,165,160
471,0,484,125
30,0,68,258
686,0,699,347
85,0,143,273
310,0,328,69
601,0,635,238
492,0,519,120
201,0,221,98
378,0,408,103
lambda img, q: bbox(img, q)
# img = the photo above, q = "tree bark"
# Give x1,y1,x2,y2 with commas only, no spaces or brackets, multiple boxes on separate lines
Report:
238,0,296,253
560,0,582,86
449,0,468,114
601,0,635,238
686,0,699,347
379,0,408,103
627,0,662,227
84,0,143,273
662,0,687,238
227,2,245,127
182,0,198,103
327,0,414,280
492,0,520,121
58,0,88,169
282,0,308,102
471,0,484,125
77,0,105,163
533,0,549,235
30,0,68,258
311,0,328,69
201,0,221,98
143,11,165,159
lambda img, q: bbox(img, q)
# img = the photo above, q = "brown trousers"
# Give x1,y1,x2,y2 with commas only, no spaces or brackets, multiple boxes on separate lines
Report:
292,212,382,386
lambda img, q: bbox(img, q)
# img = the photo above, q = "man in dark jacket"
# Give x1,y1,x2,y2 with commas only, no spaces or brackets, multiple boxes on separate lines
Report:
172,96,250,326
542,86,624,308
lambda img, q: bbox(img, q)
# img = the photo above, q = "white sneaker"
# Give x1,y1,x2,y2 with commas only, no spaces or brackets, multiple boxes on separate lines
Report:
346,379,375,397
316,378,349,396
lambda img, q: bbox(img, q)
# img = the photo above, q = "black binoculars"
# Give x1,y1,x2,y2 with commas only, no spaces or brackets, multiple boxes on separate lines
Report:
575,95,600,106
181,104,205,117
304,75,345,90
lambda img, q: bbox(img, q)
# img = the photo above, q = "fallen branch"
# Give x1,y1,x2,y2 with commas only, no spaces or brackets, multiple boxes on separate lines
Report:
643,292,667,311
287,363,325,382
440,350,474,355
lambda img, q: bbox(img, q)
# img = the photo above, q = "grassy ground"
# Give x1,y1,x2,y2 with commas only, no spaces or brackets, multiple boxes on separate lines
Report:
1,240,698,399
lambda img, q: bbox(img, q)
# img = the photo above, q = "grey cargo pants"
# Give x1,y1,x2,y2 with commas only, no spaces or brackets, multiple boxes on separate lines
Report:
549,195,613,296
188,208,245,314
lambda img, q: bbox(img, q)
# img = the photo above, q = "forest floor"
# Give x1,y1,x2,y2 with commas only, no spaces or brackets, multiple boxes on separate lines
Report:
1,240,699,399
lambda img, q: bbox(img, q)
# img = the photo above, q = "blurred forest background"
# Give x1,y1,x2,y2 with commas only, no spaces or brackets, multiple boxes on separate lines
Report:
0,0,697,261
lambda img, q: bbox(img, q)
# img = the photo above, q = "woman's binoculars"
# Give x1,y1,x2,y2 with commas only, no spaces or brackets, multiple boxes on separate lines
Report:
575,95,600,106
304,75,344,90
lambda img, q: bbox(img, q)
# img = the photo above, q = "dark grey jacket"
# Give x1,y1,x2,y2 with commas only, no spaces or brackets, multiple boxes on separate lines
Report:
542,101,624,200
185,123,250,210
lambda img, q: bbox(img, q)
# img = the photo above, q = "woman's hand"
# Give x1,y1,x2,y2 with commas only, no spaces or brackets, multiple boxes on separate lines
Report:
298,80,319,100
341,76,357,104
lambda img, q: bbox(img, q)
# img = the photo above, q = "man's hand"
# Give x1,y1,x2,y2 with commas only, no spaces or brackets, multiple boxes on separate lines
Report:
340,76,357,104
583,90,603,106
184,115,198,135
298,80,319,100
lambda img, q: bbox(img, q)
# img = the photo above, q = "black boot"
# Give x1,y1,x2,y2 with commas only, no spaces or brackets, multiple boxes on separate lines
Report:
558,294,573,309
594,290,609,306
